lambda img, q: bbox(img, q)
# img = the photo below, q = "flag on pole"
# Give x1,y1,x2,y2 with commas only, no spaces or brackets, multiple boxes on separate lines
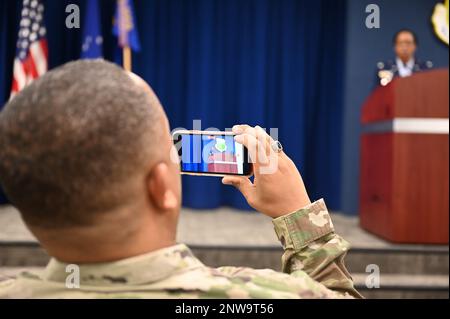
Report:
81,0,103,59
10,0,48,99
112,0,141,71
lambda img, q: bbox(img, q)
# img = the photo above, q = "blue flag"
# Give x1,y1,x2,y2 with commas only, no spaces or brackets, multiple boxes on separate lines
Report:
81,0,103,59
112,0,141,52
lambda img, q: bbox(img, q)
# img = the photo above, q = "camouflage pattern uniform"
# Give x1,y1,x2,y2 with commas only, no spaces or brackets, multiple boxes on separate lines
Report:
0,199,363,298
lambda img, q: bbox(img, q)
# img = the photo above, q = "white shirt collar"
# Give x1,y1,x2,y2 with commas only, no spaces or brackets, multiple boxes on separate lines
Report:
396,57,415,77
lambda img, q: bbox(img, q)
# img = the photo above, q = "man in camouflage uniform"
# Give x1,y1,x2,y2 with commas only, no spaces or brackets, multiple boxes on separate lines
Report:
0,60,362,299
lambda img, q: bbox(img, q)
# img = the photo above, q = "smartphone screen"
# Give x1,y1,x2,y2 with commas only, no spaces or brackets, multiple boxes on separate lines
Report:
173,131,252,176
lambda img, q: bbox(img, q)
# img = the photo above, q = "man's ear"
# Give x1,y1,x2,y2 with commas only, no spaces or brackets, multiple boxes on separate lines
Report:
147,162,179,211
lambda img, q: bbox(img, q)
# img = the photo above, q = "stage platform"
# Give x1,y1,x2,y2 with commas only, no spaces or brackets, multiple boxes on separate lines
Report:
0,205,448,299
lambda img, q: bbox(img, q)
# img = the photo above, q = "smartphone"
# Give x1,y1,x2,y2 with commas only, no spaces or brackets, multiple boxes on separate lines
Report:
172,130,252,177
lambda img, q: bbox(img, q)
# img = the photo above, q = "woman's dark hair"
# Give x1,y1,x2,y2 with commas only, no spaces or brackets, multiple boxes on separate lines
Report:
393,29,418,45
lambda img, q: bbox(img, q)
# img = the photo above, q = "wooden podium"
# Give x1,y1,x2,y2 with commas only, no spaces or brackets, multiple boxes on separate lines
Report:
359,69,449,244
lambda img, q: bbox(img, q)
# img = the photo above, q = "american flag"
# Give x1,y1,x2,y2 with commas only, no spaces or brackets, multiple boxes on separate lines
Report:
10,0,48,99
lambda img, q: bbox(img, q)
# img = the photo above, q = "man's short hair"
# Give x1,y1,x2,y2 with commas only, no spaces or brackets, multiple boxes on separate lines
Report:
0,60,159,228
393,28,418,45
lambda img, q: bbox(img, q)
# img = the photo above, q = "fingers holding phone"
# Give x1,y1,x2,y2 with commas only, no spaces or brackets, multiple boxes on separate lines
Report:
223,124,311,218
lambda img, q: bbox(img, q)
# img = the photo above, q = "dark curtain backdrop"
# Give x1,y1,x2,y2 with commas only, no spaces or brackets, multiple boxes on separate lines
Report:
0,0,346,211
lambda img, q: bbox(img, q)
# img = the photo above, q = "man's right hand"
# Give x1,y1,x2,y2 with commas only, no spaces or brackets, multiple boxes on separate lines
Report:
222,125,311,218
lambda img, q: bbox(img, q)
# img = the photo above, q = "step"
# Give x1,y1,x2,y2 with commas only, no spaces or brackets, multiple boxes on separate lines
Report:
0,242,448,276
191,246,449,276
353,273,449,299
